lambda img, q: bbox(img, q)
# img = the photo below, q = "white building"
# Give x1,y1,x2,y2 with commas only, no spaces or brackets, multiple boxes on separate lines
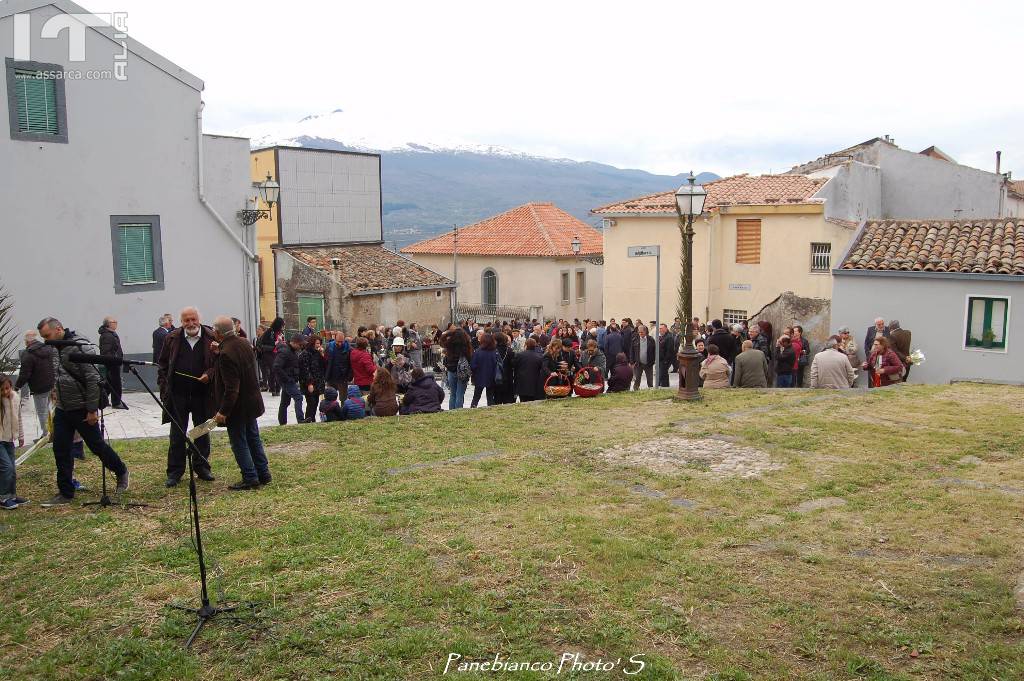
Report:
832,218,1024,385
0,0,254,360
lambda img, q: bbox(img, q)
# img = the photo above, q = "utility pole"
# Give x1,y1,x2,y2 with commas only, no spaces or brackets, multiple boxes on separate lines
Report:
452,224,458,325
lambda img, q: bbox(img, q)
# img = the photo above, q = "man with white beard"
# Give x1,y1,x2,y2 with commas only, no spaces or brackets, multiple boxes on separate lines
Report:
157,307,217,487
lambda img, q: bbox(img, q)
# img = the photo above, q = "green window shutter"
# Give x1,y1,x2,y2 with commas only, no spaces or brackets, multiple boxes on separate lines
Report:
14,70,59,135
119,224,155,284
297,295,325,330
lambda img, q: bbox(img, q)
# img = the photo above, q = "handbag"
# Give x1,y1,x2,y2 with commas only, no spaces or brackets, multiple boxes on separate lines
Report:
456,355,471,382
494,349,506,386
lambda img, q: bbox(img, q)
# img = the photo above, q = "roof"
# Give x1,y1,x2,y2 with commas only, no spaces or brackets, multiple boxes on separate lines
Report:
919,146,956,163
1,0,204,91
840,219,1024,276
1008,180,1024,199
250,145,381,159
279,244,455,294
401,203,603,257
592,174,828,216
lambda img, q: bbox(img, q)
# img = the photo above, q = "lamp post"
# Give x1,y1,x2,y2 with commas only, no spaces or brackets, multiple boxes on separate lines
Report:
674,172,707,401
238,173,280,226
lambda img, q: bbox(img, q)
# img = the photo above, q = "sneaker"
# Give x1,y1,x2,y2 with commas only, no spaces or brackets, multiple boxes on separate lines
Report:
41,494,73,507
72,478,88,491
12,497,29,505
228,479,260,491
165,476,181,488
1,499,18,510
115,471,130,493
258,474,272,486
112,402,130,411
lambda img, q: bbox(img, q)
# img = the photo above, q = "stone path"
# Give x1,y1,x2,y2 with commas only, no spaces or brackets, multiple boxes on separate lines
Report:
599,436,781,479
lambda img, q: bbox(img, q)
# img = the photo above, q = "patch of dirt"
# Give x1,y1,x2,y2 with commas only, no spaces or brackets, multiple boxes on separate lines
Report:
598,437,781,479
264,441,322,456
793,497,847,514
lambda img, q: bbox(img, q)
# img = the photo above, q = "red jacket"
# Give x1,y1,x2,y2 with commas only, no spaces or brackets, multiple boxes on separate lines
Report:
864,349,903,386
350,348,377,387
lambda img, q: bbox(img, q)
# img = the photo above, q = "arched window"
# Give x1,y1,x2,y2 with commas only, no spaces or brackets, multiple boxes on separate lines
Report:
481,269,498,307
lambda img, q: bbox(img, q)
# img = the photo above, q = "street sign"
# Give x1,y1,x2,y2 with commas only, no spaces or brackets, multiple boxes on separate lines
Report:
627,245,660,258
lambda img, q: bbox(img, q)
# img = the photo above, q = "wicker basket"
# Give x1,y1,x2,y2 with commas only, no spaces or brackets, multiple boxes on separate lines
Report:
543,372,573,398
572,367,605,398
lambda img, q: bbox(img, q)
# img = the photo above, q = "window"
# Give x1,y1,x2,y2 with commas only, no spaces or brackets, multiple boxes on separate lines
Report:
965,296,1009,350
560,271,570,304
481,269,497,307
810,242,832,272
735,219,761,264
575,269,586,302
723,309,747,327
110,216,164,293
298,294,325,331
6,58,68,143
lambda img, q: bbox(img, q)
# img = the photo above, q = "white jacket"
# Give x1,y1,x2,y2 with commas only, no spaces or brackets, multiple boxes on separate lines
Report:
809,349,856,389
0,393,24,443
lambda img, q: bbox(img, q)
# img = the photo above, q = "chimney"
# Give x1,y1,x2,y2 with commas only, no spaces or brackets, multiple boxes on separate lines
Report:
996,150,1002,175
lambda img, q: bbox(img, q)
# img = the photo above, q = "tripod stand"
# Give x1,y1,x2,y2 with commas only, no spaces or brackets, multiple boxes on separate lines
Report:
82,396,147,510
126,365,248,648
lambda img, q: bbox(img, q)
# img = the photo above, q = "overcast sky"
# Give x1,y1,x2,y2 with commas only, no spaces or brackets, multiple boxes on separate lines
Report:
111,0,1022,177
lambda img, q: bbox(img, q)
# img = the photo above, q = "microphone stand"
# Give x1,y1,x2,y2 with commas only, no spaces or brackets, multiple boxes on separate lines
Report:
125,364,249,648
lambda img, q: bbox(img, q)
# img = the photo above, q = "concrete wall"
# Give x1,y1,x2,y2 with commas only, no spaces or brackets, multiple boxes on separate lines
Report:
811,161,881,223
601,207,855,326
277,147,382,245
409,253,603,321
0,5,252,357
274,251,451,334
831,272,1023,384
874,144,1003,219
251,148,280,322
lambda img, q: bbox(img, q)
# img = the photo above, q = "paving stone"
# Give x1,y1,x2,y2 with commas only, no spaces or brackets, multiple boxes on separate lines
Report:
937,477,1024,497
958,455,984,465
600,436,781,479
794,497,847,514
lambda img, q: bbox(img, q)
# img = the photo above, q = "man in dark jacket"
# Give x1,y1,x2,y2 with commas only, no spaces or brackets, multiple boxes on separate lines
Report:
36,317,130,505
15,329,55,438
325,331,352,389
603,326,624,359
888,320,912,382
706,320,737,365
401,368,446,414
274,334,305,425
512,338,544,402
98,317,128,409
212,316,269,490
629,324,656,390
863,318,889,361
152,314,173,363
157,307,217,487
657,324,674,387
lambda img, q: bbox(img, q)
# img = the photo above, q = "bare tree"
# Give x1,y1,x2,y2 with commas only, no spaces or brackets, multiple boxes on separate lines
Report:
0,285,19,374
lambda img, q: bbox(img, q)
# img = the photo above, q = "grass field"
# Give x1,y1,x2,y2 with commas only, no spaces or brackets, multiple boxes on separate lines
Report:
2,384,1023,680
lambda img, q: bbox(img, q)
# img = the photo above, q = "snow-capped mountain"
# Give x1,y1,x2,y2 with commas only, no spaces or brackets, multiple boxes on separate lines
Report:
235,110,718,249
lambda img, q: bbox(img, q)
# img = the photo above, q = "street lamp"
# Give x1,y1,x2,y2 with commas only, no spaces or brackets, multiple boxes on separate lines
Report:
238,173,280,226
674,172,707,401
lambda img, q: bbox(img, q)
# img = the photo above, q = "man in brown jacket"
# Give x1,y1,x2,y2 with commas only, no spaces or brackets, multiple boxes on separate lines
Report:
158,307,217,487
212,316,270,490
888,320,912,382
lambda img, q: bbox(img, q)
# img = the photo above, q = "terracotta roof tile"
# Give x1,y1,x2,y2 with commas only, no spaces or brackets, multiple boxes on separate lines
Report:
1008,180,1024,199
279,244,455,293
401,203,603,257
592,174,828,215
840,219,1024,275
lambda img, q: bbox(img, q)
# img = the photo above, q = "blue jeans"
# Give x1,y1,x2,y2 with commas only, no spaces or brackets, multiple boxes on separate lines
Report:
278,380,304,425
0,441,15,500
226,418,270,482
776,373,795,388
446,371,467,410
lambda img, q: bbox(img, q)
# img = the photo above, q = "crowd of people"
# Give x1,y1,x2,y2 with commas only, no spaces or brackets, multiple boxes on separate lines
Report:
0,307,914,512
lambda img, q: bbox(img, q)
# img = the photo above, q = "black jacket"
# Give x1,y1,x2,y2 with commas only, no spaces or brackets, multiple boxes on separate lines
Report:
629,334,656,366
512,349,544,399
299,347,327,392
15,341,55,395
603,330,624,358
706,329,737,364
152,325,170,364
325,341,351,384
775,346,796,375
658,333,675,365
400,374,445,415
98,325,124,359
273,343,301,383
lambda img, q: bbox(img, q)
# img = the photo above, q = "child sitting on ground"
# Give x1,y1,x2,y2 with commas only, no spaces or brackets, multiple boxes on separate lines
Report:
319,385,366,422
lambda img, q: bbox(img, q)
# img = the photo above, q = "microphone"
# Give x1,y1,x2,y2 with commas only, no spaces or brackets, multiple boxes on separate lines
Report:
45,339,90,348
68,353,157,368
